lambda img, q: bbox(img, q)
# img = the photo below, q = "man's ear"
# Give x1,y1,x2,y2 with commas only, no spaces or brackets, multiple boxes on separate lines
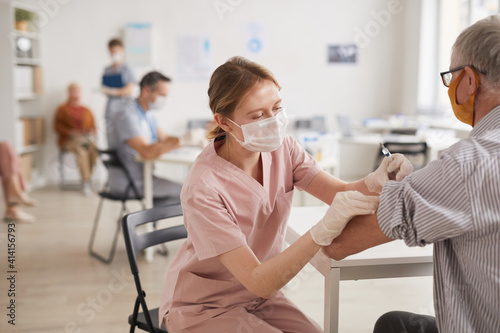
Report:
464,66,478,95
214,113,232,133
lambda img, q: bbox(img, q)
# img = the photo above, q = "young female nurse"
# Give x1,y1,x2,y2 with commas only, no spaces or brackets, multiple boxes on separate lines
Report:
159,57,413,332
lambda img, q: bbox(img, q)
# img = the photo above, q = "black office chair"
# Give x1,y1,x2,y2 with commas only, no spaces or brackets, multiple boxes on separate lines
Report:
374,142,428,171
122,204,187,333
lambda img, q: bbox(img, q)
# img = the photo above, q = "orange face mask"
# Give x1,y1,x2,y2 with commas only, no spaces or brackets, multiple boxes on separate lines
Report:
447,68,480,127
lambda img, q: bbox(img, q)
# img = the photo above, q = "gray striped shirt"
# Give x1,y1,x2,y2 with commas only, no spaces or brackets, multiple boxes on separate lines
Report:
378,105,500,333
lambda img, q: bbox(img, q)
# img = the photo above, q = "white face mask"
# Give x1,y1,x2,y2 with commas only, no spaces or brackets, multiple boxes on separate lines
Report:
148,95,167,110
111,52,124,64
227,110,288,152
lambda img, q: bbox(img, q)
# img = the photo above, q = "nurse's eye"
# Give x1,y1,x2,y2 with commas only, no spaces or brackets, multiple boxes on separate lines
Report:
254,113,264,119
273,106,283,114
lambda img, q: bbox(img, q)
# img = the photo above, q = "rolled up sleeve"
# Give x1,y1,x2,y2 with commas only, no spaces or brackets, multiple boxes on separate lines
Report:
377,153,472,247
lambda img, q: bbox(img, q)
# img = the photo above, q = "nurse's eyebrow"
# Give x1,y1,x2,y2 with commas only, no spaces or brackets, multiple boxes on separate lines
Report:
245,99,283,115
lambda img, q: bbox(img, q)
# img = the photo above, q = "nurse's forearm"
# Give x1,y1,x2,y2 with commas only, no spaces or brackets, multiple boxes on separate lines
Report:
305,171,375,206
253,232,321,299
218,233,320,299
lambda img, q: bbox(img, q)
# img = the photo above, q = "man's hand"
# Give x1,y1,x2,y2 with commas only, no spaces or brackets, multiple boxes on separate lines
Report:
162,136,180,151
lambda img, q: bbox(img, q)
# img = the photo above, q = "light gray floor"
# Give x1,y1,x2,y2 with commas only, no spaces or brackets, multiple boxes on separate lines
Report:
0,186,434,333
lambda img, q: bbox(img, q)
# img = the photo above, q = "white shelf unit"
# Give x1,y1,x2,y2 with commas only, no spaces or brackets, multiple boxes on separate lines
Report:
0,1,46,190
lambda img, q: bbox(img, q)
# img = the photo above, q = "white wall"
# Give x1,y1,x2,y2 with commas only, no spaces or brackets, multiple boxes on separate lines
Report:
10,0,418,182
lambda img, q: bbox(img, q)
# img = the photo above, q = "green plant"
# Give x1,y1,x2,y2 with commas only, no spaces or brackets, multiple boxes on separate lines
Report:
15,8,33,22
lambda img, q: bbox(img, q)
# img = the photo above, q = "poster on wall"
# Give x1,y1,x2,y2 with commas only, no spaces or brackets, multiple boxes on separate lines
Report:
327,44,357,64
177,34,212,81
244,22,267,58
125,22,152,67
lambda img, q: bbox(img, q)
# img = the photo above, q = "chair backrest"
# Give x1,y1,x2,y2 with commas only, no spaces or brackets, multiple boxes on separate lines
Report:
122,204,187,332
98,149,142,199
122,204,186,275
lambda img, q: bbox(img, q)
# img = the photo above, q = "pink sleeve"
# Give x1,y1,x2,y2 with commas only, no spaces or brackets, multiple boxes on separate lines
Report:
287,136,322,191
182,184,248,261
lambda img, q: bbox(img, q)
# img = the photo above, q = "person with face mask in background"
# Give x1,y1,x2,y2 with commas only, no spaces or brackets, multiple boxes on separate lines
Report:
322,15,500,333
159,56,413,332
106,71,182,206
101,38,136,121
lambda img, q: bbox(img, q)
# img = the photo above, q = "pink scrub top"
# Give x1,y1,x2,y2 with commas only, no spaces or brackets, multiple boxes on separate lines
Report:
159,134,322,331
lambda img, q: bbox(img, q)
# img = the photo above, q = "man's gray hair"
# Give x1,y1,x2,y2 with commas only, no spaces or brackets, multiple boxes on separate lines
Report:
453,14,500,88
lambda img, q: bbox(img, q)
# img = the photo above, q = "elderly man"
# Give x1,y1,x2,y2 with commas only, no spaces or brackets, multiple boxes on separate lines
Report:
106,71,182,205
54,83,97,195
323,15,500,333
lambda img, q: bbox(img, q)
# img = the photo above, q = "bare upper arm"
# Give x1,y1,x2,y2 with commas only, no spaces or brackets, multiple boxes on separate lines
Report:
323,213,393,260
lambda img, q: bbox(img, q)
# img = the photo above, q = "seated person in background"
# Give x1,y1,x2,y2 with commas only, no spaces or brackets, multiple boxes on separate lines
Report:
102,38,135,121
0,142,37,223
106,71,182,205
323,15,500,333
54,83,97,196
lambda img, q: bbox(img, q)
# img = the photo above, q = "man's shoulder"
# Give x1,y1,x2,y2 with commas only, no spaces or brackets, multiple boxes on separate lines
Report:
444,130,500,165
109,99,138,119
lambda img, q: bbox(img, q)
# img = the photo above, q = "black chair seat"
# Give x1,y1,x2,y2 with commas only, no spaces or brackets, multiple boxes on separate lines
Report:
98,191,143,201
128,308,167,333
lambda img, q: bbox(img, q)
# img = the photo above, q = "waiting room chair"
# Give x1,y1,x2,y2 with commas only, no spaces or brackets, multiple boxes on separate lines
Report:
89,149,180,264
58,149,82,190
88,149,147,264
374,141,428,171
122,204,187,333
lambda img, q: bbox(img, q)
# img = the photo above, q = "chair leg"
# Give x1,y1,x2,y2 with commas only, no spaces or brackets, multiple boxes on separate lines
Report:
88,198,124,264
59,151,65,189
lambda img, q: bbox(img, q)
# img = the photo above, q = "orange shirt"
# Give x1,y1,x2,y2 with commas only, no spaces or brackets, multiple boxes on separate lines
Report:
54,103,96,148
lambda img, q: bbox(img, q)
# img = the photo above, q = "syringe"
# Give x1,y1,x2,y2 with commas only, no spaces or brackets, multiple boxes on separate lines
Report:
379,142,393,162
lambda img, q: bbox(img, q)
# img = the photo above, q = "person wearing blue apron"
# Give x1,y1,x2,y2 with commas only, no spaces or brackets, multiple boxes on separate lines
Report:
102,38,136,124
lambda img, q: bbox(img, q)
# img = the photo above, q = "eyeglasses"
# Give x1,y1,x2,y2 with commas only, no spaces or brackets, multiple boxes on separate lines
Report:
439,65,486,87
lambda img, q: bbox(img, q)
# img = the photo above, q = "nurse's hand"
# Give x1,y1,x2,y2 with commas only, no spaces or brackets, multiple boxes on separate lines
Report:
310,191,379,246
364,153,413,194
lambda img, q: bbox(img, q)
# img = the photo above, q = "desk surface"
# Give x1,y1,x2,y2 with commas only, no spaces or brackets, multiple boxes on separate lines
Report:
136,146,203,164
286,206,433,274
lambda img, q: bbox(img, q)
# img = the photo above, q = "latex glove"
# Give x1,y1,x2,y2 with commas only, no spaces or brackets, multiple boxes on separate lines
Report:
310,191,380,246
364,153,414,194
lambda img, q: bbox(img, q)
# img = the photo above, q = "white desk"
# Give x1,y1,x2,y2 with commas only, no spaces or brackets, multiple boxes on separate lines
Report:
286,206,433,333
139,147,202,261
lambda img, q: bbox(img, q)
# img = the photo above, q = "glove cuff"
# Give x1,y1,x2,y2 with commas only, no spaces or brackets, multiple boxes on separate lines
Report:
310,219,341,246
364,173,380,194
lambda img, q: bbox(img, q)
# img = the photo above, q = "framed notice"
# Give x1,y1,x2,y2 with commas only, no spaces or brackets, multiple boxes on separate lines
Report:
125,22,152,67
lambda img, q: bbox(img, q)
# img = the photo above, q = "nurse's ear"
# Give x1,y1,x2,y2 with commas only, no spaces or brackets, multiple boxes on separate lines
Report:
214,113,234,133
